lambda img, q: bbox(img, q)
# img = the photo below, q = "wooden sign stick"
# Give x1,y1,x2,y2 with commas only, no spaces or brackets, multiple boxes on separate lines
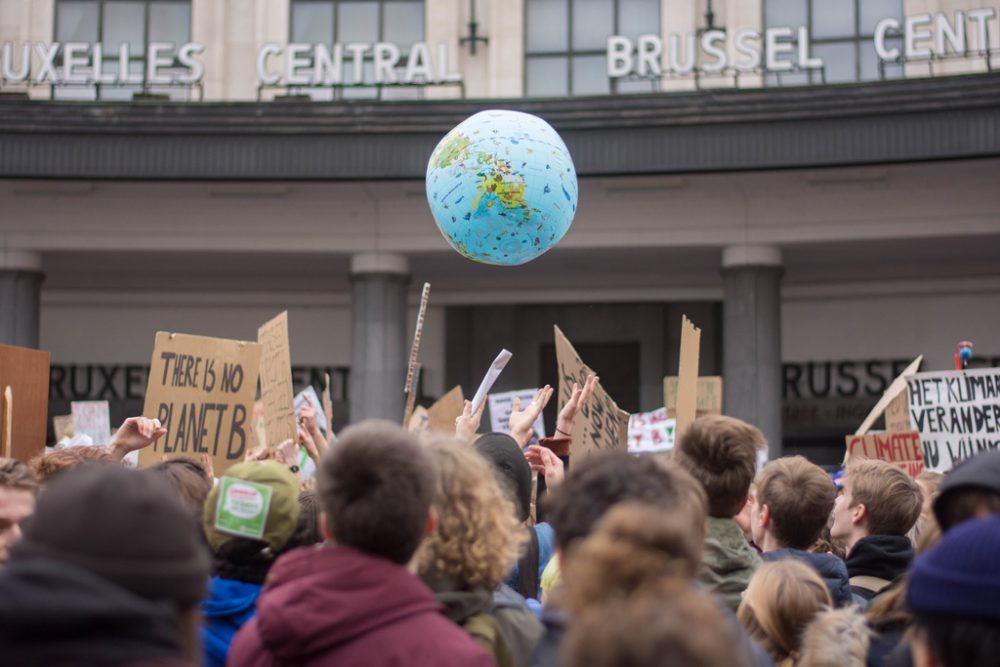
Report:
402,282,431,426
2,387,12,459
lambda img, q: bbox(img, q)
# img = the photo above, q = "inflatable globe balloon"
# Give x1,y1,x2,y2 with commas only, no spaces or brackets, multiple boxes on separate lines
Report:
425,110,578,266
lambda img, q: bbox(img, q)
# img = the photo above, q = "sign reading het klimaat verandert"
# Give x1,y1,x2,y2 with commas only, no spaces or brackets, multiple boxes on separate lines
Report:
0,10,990,87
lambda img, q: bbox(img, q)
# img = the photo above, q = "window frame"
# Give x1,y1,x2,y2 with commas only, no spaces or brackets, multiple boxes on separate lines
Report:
523,0,662,97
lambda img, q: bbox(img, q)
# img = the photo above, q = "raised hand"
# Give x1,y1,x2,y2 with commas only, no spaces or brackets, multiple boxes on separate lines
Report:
299,428,321,466
556,374,598,437
275,438,300,471
298,395,329,456
509,385,553,448
525,444,565,489
109,417,167,461
455,399,487,443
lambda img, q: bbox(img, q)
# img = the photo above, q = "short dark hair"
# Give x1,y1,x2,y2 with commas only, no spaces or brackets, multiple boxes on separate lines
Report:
757,456,835,550
146,457,212,518
546,452,704,553
0,458,38,494
673,415,762,517
916,614,1000,667
317,420,436,565
934,489,1000,532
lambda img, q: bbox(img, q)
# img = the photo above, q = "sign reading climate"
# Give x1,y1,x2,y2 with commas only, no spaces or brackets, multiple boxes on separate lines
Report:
608,10,997,77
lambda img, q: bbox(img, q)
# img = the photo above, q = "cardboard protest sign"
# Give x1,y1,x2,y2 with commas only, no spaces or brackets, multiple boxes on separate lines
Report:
664,376,722,417
674,316,701,440
1,387,11,459
407,405,430,434
0,344,50,462
884,391,911,433
845,431,926,477
294,385,328,437
141,332,262,475
258,312,296,449
854,356,923,435
554,326,629,462
489,389,546,440
427,386,466,435
71,400,111,446
904,367,1000,472
628,408,676,454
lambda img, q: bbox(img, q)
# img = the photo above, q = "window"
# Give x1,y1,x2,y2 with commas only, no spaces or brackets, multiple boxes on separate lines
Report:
53,0,192,100
763,0,903,86
289,0,425,101
525,0,660,97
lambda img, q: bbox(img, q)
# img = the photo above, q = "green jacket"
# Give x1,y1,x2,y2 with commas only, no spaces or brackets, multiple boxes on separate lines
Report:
699,517,761,612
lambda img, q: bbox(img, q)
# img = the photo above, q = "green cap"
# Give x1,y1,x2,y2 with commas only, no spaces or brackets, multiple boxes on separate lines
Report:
203,461,301,553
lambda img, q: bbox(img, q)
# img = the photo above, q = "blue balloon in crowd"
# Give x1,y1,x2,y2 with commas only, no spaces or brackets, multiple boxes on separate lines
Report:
425,110,578,266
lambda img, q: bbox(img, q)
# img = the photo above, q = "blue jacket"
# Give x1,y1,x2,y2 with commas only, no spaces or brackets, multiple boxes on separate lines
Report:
505,522,555,601
763,548,855,608
201,576,263,667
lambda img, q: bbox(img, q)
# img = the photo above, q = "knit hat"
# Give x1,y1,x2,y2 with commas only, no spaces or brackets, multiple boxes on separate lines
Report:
203,461,300,553
11,463,209,607
475,432,531,522
933,450,1000,528
907,515,1000,622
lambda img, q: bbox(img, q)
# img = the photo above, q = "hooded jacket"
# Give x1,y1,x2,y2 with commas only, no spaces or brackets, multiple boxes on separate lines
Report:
201,576,262,667
763,548,854,608
845,536,913,601
0,557,191,667
700,517,761,611
228,544,494,667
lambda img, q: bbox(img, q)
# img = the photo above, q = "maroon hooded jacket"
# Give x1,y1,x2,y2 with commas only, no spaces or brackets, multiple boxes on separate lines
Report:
228,544,494,667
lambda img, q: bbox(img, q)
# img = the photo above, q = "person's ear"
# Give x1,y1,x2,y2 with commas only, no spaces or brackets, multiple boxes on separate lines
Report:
759,503,771,528
852,503,867,527
319,511,334,542
423,507,438,537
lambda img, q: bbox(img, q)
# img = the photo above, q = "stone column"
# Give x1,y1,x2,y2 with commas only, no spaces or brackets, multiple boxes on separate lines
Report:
722,245,783,460
349,253,410,424
0,250,44,348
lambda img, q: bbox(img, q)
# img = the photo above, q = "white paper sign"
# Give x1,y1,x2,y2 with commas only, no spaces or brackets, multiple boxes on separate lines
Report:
489,389,546,440
71,400,111,446
470,349,513,414
627,408,676,454
294,386,328,437
905,368,1000,472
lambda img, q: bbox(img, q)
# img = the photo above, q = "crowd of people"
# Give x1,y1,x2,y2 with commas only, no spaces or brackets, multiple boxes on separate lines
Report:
0,376,998,667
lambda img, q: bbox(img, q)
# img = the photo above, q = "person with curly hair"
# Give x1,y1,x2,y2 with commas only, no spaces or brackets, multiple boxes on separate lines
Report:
0,458,38,566
418,438,544,667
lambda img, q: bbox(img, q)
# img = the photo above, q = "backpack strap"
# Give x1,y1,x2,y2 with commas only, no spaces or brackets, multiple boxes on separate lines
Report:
850,575,892,595
515,526,540,600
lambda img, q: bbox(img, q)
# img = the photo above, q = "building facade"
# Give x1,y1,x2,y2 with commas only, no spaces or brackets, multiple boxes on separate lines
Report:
2,0,999,462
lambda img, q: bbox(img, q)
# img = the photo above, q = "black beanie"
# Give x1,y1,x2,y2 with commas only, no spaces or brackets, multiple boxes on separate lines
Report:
12,463,210,608
475,433,532,522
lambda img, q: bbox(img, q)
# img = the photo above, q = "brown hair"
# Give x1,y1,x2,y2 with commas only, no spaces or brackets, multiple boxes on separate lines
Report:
559,500,706,615
317,420,436,565
758,456,836,550
934,488,1000,532
146,457,212,518
844,459,922,536
0,458,38,493
562,577,751,667
545,452,705,553
674,415,763,517
416,438,524,588
29,447,114,484
738,560,833,667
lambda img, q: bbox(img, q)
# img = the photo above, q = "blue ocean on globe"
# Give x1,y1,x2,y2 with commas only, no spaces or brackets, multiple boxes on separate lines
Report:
425,109,578,266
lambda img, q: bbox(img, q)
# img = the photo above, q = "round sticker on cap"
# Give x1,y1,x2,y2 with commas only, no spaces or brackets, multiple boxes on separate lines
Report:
215,477,274,540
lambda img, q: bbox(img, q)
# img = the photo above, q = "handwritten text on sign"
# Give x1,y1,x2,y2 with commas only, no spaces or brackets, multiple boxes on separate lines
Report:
554,326,628,462
845,431,925,477
141,332,262,475
906,368,1000,471
258,312,296,448
628,408,676,454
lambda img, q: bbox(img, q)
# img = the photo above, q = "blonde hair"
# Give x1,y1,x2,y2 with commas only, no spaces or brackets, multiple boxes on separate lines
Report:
559,500,706,615
738,560,833,667
416,438,525,588
798,607,872,667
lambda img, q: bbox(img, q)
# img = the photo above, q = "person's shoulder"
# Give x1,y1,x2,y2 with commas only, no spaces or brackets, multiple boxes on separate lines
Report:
375,609,495,666
227,616,272,667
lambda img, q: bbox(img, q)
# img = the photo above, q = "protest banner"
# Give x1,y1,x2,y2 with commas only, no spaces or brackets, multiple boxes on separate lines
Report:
674,316,701,440
258,312,296,449
628,408,676,454
663,376,722,417
554,326,629,462
427,385,466,435
904,367,1000,471
0,343,50,462
489,389,546,440
884,391,911,433
407,405,431,434
854,356,923,435
844,431,926,477
71,400,111,446
294,385,328,436
141,332,262,475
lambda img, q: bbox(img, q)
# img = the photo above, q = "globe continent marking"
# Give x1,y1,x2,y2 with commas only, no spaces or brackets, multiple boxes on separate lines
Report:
426,110,578,266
